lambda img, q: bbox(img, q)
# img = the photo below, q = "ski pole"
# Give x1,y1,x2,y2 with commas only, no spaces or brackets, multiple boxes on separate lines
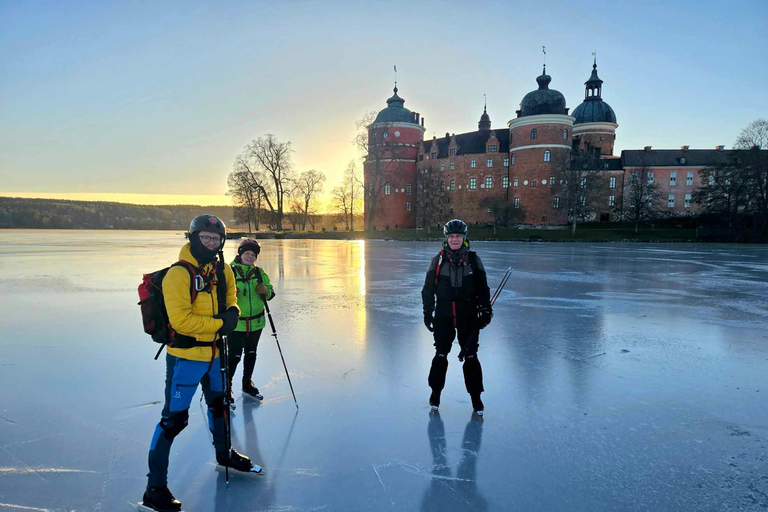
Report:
262,300,299,410
490,266,513,306
219,334,231,488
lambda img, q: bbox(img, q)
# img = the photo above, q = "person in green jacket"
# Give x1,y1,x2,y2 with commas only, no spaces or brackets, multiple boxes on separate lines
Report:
227,239,275,405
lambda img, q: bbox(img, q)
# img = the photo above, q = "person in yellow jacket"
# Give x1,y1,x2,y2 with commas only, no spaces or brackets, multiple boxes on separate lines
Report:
227,239,275,405
142,215,262,512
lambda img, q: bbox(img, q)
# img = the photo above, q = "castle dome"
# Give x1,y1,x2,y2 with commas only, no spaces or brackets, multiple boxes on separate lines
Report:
373,86,419,124
518,67,568,117
572,61,617,125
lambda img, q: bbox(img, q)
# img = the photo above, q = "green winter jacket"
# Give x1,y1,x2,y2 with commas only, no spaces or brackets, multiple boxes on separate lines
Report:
230,261,275,333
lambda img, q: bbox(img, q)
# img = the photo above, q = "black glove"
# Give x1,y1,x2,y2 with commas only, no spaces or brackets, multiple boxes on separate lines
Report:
477,303,493,329
423,311,434,332
215,306,239,335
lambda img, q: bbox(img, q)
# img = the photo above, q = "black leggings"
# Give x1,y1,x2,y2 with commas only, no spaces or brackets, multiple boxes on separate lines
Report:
428,316,484,397
227,329,263,384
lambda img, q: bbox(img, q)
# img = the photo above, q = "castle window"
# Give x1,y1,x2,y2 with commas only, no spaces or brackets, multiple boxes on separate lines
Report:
531,129,537,140
647,171,654,184
668,194,675,208
680,157,687,164
488,145,498,152
407,183,412,196
544,150,551,162
419,155,424,161
471,159,477,168
563,129,568,140
440,163,445,172
580,196,586,206
469,178,477,190
450,162,455,171
581,177,588,188
510,154,515,164
383,132,388,139
440,181,445,191
486,159,493,168
385,183,391,195
670,172,677,186
450,179,456,191
609,195,615,206
554,197,560,209
487,208,492,213
531,180,537,187
406,201,411,212
431,152,437,159
549,176,555,186
485,177,493,189
609,176,616,188
685,194,692,208
514,197,520,209
513,178,518,187
686,171,693,186
450,148,456,156
502,176,509,189
504,158,509,167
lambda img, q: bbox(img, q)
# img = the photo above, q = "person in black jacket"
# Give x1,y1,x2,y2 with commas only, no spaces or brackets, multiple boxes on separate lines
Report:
422,219,492,415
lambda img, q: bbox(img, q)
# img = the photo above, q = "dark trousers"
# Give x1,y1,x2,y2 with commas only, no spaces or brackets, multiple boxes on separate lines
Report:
147,354,226,487
428,315,484,397
227,329,263,386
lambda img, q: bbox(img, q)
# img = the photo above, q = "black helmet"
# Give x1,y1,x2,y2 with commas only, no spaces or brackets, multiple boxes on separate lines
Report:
444,219,468,237
189,214,227,237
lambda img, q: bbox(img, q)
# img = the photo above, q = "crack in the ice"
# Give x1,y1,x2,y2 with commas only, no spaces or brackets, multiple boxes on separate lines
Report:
0,447,48,483
0,503,51,511
371,464,394,506
342,368,354,380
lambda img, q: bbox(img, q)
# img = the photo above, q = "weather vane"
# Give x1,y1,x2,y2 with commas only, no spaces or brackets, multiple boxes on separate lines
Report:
542,45,547,72
592,50,597,65
484,93,487,111
394,65,397,89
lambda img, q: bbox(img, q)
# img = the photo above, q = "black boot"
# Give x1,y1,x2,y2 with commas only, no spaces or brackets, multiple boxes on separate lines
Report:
429,390,440,411
142,486,182,512
471,394,484,416
242,380,263,400
216,448,264,474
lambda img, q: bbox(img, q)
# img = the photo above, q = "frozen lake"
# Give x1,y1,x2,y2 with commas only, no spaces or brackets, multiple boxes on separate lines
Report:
0,230,767,511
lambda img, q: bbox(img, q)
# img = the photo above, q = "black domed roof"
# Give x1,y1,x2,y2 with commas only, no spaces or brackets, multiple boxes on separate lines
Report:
478,106,491,131
572,100,617,124
572,61,617,125
518,67,567,117
373,87,419,124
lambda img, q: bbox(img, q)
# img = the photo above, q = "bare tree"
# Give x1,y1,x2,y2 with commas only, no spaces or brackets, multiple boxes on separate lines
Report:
292,169,326,230
344,160,364,231
236,135,294,231
227,169,259,232
623,162,663,233
416,164,448,234
735,119,768,227
353,112,406,231
480,195,523,235
331,185,352,230
551,151,609,236
694,163,753,228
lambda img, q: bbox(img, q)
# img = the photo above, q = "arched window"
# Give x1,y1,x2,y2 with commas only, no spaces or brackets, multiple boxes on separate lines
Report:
530,129,537,140
544,150,551,162
385,182,391,195
563,129,568,140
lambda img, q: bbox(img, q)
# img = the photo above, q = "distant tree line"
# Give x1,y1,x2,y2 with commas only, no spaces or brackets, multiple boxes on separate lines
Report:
0,197,237,230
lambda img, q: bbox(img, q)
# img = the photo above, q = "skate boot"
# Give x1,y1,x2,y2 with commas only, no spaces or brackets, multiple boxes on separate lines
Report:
429,391,440,412
141,485,182,512
242,380,263,400
471,395,484,416
216,448,264,475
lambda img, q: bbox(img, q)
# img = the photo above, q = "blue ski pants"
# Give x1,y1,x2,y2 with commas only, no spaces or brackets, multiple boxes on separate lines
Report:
147,354,227,487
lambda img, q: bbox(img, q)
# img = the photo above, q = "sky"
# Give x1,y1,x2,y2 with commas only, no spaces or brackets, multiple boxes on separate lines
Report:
1,0,766,207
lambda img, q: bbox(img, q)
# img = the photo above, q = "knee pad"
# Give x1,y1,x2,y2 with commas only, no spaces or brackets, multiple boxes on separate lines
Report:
160,410,189,439
233,354,242,362
208,395,227,418
428,354,449,390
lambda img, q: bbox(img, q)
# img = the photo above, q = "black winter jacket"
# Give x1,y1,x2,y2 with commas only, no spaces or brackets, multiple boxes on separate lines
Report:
421,247,491,318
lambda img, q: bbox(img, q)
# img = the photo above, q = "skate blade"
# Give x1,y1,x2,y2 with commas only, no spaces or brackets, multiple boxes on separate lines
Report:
430,405,439,412
474,410,484,417
137,503,186,512
215,464,265,476
244,393,263,400
229,403,236,410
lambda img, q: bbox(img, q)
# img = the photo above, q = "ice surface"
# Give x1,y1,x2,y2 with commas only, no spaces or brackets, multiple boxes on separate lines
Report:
0,230,767,511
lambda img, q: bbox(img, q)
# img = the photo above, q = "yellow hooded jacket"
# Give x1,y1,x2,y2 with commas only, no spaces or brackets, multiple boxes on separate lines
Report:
165,243,239,362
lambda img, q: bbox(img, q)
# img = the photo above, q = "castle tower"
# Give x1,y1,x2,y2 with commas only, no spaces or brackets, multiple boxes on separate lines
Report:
364,86,425,230
507,66,575,224
571,58,618,156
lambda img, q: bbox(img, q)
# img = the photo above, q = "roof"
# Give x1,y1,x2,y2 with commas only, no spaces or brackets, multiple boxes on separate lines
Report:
420,129,510,158
373,87,420,125
572,99,617,124
518,68,568,117
620,149,766,167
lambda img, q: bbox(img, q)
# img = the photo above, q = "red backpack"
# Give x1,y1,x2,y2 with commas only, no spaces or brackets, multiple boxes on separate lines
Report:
138,261,201,359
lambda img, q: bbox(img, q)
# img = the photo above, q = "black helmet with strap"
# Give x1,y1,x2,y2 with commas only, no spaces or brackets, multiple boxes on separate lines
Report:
189,214,227,237
444,219,468,237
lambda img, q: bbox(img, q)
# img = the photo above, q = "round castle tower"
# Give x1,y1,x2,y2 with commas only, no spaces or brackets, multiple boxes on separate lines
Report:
571,59,618,156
